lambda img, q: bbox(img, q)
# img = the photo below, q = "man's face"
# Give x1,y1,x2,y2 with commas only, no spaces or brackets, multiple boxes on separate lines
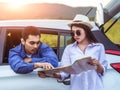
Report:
21,35,40,54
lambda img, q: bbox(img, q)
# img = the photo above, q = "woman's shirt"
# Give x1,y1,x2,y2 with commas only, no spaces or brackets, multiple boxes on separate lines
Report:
60,42,108,90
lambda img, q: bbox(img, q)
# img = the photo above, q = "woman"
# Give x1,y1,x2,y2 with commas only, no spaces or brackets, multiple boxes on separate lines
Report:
39,16,108,90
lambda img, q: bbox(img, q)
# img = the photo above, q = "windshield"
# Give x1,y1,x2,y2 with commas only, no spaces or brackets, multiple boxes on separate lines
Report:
104,12,120,44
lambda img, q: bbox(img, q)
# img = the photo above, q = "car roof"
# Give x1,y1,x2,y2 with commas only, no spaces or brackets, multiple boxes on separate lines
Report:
0,19,70,30
0,19,99,31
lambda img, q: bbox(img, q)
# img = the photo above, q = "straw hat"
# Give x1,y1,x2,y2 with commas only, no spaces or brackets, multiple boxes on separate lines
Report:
68,14,93,29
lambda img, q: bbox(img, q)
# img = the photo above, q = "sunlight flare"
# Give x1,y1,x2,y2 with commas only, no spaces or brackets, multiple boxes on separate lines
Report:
7,1,27,9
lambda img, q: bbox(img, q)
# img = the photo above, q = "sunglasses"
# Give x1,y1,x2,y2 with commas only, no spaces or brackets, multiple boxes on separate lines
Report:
71,30,81,36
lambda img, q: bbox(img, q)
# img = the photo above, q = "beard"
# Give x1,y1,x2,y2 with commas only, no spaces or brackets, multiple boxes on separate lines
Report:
30,48,38,54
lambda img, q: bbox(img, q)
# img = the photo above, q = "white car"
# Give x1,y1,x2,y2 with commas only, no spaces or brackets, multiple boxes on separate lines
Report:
0,0,120,90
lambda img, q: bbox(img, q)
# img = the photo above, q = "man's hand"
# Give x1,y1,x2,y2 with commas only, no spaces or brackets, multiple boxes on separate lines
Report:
34,62,54,69
24,58,32,63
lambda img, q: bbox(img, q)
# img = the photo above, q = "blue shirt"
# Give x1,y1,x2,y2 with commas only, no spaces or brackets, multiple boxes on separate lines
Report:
8,42,58,74
60,42,108,90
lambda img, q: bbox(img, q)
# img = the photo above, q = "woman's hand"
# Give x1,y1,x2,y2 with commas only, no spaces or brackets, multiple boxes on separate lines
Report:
38,71,49,78
88,58,103,74
38,71,61,79
88,58,99,66
53,73,61,79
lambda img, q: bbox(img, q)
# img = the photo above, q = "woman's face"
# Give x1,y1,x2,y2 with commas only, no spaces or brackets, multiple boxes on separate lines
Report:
71,26,87,43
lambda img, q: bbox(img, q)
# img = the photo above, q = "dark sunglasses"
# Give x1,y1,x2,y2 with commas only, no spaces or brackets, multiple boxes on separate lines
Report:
71,30,81,36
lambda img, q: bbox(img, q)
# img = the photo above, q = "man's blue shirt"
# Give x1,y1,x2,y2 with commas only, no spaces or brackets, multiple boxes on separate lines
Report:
8,42,58,74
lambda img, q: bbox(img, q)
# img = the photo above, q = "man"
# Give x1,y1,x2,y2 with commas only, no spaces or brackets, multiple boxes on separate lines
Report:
8,26,58,74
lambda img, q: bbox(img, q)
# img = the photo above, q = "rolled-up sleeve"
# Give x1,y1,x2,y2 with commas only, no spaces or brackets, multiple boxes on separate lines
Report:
98,44,108,76
9,50,34,74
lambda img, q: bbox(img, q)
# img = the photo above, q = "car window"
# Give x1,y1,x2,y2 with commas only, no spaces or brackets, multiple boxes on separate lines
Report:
103,12,120,44
3,29,22,63
41,33,72,60
58,33,72,60
40,33,58,54
4,29,59,63
3,28,71,63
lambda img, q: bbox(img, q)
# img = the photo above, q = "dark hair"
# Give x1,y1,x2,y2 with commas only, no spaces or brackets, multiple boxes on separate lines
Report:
22,26,41,40
70,24,98,43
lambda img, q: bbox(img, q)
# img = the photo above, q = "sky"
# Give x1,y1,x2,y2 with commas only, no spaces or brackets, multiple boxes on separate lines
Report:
0,0,111,7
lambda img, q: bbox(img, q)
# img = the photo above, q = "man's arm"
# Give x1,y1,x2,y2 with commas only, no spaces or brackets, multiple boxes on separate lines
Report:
8,50,34,74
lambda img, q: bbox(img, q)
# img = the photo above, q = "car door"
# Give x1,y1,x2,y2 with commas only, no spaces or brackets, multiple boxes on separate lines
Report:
0,27,70,90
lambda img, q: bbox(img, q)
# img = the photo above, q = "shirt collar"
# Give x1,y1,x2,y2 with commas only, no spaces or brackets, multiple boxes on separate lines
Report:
71,41,101,47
